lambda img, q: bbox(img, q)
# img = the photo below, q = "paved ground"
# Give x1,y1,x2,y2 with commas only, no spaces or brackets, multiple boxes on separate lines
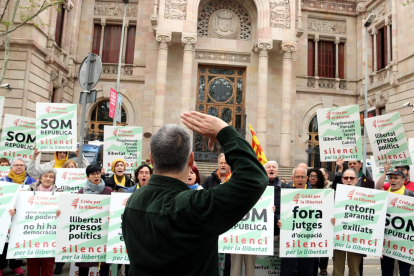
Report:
2,258,414,275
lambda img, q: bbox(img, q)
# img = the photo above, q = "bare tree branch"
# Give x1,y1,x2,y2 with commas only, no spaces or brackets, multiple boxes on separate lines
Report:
0,0,56,37
0,0,11,22
0,0,20,84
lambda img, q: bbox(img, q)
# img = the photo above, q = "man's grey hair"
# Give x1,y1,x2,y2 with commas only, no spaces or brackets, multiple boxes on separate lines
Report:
150,124,191,174
292,167,307,175
218,153,225,163
343,168,357,177
264,161,278,169
10,157,26,168
39,169,57,184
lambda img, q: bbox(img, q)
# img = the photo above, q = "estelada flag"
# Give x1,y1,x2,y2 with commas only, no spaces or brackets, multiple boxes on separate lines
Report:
248,124,268,165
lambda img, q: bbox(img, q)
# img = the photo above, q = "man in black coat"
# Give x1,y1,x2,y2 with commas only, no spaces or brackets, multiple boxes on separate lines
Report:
203,153,231,189
332,158,374,190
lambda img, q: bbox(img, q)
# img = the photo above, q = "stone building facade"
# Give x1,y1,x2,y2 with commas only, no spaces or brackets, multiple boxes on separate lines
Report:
0,0,413,168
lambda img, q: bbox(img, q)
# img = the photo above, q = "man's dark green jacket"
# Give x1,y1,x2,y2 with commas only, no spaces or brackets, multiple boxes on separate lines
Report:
122,126,268,276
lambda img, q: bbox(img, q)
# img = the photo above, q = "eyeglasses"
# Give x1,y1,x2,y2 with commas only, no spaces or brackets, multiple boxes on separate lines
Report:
389,176,403,180
342,176,356,181
294,176,307,179
139,171,150,175
13,164,25,167
308,175,318,179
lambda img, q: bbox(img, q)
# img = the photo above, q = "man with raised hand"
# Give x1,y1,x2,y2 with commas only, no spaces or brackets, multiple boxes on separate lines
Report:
122,111,268,276
333,158,374,190
376,161,414,192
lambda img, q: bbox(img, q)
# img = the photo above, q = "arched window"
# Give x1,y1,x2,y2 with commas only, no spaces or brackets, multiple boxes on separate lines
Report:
87,101,127,141
306,115,334,172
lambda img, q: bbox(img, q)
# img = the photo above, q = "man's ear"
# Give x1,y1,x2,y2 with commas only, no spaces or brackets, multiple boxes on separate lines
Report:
149,152,153,167
188,152,194,167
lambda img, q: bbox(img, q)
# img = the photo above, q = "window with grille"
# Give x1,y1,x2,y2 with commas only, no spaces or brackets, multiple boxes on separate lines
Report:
308,40,345,79
92,24,135,64
372,25,391,72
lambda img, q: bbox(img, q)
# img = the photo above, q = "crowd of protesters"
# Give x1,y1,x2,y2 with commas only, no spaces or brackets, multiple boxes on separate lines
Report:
1,113,413,276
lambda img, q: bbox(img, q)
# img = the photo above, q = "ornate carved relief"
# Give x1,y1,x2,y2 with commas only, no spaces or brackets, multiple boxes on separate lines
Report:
368,91,388,108
197,0,251,41
308,18,346,34
302,1,356,14
164,0,187,20
269,0,291,29
209,10,239,39
94,2,138,17
195,51,251,63
367,0,392,23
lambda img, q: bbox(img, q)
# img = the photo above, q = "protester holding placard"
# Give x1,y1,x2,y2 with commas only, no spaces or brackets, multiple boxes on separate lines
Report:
380,170,414,276
376,161,414,192
333,158,374,190
104,159,134,192
27,149,89,179
0,157,36,186
279,167,333,276
71,164,112,276
19,169,60,275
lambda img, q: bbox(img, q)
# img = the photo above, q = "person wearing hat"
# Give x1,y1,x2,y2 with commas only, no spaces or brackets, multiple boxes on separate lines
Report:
375,161,414,192
379,169,413,276
104,159,134,192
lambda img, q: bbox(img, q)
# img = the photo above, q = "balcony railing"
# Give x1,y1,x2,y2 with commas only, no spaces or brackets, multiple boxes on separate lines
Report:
307,77,347,90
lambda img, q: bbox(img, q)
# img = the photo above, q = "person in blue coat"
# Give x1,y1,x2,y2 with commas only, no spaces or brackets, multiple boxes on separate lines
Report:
0,157,36,186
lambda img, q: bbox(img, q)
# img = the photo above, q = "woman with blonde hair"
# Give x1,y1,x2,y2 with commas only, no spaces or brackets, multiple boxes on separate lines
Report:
62,159,78,168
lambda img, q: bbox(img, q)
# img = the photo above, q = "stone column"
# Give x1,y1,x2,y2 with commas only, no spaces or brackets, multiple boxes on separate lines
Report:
386,20,391,65
372,28,377,72
153,33,171,133
279,43,297,167
99,22,105,57
255,41,272,152
180,35,197,128
314,36,319,88
335,37,340,90
122,23,129,63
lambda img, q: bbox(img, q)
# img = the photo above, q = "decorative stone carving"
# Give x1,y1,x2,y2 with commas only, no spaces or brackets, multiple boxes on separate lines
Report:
302,1,356,14
356,2,366,14
308,18,346,34
209,10,239,39
164,0,187,20
369,91,388,108
197,0,251,41
280,43,297,59
195,51,251,63
94,2,138,17
367,0,392,23
269,0,291,29
156,34,172,52
50,70,68,89
182,35,197,53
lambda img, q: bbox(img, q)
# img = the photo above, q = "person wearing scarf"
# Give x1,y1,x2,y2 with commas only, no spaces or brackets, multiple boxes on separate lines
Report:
24,170,60,276
203,153,232,190
104,159,134,192
27,148,90,179
0,158,32,276
0,157,36,185
379,170,414,276
75,164,113,276
187,166,203,190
